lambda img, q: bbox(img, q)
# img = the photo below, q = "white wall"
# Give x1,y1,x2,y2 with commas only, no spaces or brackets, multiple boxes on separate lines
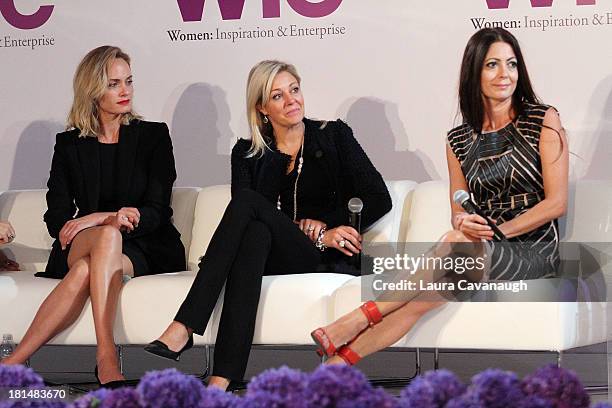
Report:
1,0,610,191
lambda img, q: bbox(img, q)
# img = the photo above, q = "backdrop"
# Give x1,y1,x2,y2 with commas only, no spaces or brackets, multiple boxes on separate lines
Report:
1,0,610,191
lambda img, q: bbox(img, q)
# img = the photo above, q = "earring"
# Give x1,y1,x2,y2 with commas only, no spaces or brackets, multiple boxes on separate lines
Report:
262,115,269,124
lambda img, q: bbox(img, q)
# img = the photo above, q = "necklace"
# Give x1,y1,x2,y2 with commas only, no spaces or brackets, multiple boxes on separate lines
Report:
277,134,304,222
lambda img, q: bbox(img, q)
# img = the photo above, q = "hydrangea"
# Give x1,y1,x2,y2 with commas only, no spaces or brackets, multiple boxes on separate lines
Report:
0,365,44,388
68,388,110,408
337,387,398,408
592,402,612,408
137,368,205,408
521,364,589,408
303,365,372,408
0,402,67,408
449,369,525,408
399,369,465,408
197,386,239,408
242,366,307,408
99,388,142,408
516,395,553,408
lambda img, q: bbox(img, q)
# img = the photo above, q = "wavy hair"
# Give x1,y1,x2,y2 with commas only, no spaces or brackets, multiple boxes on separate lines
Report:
67,45,140,137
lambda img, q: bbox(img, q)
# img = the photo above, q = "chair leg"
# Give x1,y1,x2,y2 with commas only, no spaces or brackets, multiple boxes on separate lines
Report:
556,351,562,368
434,348,440,370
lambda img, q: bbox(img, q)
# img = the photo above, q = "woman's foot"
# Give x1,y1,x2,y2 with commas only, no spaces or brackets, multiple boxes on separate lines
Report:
208,376,230,391
156,321,192,352
96,353,125,385
312,305,374,356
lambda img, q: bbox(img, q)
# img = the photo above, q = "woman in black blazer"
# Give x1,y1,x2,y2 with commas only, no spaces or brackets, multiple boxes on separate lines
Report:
0,46,186,387
145,60,392,390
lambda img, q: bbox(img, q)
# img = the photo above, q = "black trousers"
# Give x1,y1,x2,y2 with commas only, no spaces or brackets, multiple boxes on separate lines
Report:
175,189,323,380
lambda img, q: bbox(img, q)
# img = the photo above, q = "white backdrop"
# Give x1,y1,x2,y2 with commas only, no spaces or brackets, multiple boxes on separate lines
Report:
1,0,610,191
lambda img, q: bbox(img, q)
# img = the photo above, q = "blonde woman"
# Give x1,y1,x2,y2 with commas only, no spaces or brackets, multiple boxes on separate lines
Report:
146,60,392,391
0,46,186,387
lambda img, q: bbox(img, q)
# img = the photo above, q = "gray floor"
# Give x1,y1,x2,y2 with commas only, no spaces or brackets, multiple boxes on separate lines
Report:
30,342,610,402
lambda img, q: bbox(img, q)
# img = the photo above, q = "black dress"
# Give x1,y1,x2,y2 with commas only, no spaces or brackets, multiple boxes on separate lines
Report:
447,103,560,280
38,120,186,279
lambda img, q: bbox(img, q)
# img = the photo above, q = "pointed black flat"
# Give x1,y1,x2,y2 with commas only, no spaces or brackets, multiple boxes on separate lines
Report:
144,335,194,361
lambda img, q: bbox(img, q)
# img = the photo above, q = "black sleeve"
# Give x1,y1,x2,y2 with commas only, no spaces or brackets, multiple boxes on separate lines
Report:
231,139,292,204
127,123,176,239
319,120,392,230
44,134,77,239
230,139,254,197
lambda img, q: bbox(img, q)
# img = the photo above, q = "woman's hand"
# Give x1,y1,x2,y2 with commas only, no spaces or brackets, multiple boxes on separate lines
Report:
116,207,140,228
297,218,326,242
322,225,362,256
102,212,136,233
0,221,16,245
58,212,113,250
455,213,495,241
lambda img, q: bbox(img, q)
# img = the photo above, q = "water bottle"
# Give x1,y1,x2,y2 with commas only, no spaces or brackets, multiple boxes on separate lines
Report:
0,334,15,359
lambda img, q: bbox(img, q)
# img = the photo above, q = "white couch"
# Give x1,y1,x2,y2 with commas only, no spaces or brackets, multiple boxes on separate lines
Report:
0,180,610,359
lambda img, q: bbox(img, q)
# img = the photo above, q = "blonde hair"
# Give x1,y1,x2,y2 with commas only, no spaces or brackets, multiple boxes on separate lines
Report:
245,60,301,157
67,45,140,137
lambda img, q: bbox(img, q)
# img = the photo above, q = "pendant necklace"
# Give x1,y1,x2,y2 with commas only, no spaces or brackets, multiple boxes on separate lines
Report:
277,134,304,222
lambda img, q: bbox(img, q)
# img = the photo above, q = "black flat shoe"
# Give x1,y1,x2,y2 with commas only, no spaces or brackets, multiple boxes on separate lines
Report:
144,335,194,361
94,365,129,389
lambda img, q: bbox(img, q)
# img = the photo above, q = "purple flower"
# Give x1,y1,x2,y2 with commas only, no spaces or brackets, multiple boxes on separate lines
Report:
68,388,110,408
242,366,307,408
337,387,398,408
399,369,466,408
521,364,589,408
99,388,142,408
592,403,612,408
516,396,553,408
0,402,67,408
304,365,372,408
198,387,239,408
137,368,205,408
453,369,525,408
0,365,44,388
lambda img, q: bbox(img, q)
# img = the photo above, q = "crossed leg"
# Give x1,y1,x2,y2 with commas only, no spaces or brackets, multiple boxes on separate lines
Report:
319,229,484,364
1,225,132,384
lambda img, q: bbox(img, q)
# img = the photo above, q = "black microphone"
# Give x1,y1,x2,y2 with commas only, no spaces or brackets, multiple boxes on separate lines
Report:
348,197,363,233
348,197,363,268
453,190,506,241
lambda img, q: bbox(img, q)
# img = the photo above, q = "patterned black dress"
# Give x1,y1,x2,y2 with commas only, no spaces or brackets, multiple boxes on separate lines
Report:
447,103,560,280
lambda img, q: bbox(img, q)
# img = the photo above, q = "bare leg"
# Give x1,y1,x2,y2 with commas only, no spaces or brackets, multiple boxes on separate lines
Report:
155,321,193,352
67,226,132,384
317,230,481,359
0,257,91,365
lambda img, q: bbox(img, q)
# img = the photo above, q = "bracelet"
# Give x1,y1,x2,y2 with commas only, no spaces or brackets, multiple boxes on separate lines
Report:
315,227,327,251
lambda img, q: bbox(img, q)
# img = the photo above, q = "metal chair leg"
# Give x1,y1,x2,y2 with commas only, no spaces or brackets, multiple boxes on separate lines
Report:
434,348,440,370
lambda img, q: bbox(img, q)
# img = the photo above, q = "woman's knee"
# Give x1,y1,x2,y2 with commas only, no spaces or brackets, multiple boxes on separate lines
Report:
244,220,271,249
439,230,469,243
93,225,122,250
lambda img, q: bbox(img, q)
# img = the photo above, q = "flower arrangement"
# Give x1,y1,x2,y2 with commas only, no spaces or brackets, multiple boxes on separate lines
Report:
0,362,606,408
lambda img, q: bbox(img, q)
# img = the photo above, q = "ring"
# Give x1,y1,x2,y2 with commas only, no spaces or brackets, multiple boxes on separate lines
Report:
338,240,346,248
7,234,14,241
121,215,128,220
308,227,314,232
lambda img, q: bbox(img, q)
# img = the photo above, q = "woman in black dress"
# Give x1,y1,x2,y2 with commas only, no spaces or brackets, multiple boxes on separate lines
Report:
0,46,186,387
146,60,392,390
310,27,568,365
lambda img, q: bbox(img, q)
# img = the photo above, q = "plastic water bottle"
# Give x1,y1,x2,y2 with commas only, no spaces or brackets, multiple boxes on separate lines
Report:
0,334,15,359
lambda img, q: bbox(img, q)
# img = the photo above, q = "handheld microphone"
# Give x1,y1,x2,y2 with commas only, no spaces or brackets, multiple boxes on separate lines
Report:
348,197,363,233
453,190,506,241
347,197,363,267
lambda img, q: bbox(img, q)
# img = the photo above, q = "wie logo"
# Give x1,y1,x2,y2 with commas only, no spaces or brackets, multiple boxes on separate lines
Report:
177,0,343,21
486,0,595,8
0,0,54,29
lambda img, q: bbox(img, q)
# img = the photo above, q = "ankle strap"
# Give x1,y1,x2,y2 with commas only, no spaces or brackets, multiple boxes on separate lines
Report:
360,301,382,326
337,345,361,366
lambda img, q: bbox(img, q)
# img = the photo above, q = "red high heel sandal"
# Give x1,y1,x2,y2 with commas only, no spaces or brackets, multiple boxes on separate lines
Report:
311,300,382,358
336,345,361,365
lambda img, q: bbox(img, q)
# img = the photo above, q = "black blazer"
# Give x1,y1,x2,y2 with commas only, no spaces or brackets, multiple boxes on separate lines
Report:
231,118,392,230
39,120,186,279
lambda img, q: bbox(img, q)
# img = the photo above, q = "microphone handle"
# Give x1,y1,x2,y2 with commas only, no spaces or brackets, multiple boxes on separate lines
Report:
348,212,362,269
461,201,507,241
